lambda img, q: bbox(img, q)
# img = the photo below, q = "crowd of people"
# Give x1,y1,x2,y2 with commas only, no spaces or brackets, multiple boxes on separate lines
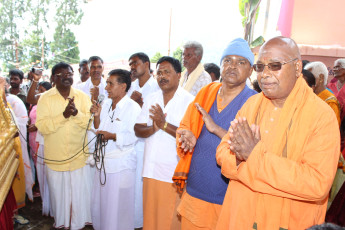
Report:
0,36,345,230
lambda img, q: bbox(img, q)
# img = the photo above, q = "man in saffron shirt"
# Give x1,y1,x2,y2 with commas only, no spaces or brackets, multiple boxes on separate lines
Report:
173,38,256,229
216,37,339,230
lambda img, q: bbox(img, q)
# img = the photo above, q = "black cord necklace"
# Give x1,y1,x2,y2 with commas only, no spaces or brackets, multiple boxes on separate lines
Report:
108,102,115,122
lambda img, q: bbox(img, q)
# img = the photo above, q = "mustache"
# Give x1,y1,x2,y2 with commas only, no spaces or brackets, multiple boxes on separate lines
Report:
159,79,169,84
226,70,238,74
62,78,73,83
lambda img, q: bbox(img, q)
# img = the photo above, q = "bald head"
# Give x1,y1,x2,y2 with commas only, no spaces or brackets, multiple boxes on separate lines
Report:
260,36,301,60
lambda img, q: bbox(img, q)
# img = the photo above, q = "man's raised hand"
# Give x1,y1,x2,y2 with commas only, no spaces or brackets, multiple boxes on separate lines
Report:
177,129,197,157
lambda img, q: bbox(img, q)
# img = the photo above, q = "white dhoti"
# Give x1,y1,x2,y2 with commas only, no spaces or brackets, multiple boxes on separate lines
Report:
135,141,144,228
36,143,51,216
36,131,51,216
91,169,136,230
89,96,140,229
46,165,92,230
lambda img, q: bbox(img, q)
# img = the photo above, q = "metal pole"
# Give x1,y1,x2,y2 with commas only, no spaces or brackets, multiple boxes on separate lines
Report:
168,8,172,56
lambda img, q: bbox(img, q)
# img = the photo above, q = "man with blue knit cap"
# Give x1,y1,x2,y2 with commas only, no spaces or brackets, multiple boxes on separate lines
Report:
173,38,257,229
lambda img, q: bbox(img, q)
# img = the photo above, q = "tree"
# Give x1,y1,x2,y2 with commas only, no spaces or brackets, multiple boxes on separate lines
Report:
173,46,182,64
49,28,80,67
150,52,163,64
20,0,51,71
151,47,184,71
173,46,184,72
239,0,262,44
0,0,28,70
48,0,85,67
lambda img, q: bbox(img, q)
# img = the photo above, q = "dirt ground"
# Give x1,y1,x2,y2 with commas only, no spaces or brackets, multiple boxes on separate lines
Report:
14,195,93,230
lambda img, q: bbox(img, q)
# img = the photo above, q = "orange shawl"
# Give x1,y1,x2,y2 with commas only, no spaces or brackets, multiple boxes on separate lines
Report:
172,82,222,192
216,76,340,229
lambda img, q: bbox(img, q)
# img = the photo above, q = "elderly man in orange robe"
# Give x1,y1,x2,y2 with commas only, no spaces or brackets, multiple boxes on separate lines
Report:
216,36,340,230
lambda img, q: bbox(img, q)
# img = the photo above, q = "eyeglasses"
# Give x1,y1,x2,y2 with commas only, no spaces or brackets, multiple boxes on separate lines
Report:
55,72,74,78
253,58,298,72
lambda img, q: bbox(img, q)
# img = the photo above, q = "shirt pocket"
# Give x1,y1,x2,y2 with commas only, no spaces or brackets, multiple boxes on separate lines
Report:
112,118,123,133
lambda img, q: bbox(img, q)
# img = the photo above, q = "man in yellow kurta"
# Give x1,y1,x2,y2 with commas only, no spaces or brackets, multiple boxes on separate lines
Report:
216,37,340,230
36,62,92,229
305,61,341,125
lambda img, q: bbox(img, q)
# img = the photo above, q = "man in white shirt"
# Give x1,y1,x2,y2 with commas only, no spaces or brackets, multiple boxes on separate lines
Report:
73,59,90,87
180,41,212,96
90,69,141,230
77,56,108,101
76,56,108,163
128,52,160,229
128,52,160,107
134,56,194,230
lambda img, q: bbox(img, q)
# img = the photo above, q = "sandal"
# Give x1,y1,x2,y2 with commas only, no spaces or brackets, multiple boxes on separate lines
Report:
14,214,29,225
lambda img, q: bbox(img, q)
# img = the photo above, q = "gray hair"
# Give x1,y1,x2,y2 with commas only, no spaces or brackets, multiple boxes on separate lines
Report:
305,61,328,86
183,41,203,58
335,58,345,69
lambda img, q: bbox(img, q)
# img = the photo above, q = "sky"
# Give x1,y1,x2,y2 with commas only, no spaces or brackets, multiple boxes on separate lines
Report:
0,0,282,71
74,0,282,65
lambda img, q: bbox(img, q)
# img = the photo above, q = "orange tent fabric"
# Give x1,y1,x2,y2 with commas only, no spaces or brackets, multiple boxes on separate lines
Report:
216,77,340,229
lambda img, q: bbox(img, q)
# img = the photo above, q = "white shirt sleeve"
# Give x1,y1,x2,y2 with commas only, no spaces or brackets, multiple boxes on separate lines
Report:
136,95,152,124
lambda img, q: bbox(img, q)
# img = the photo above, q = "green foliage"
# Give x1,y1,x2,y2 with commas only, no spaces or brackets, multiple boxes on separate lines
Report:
150,52,163,63
250,36,265,48
239,0,262,43
55,0,84,29
172,46,182,63
239,0,260,27
151,47,185,71
20,0,51,71
49,28,80,67
48,0,84,67
172,46,185,71
21,35,50,71
0,0,85,71
0,0,28,70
